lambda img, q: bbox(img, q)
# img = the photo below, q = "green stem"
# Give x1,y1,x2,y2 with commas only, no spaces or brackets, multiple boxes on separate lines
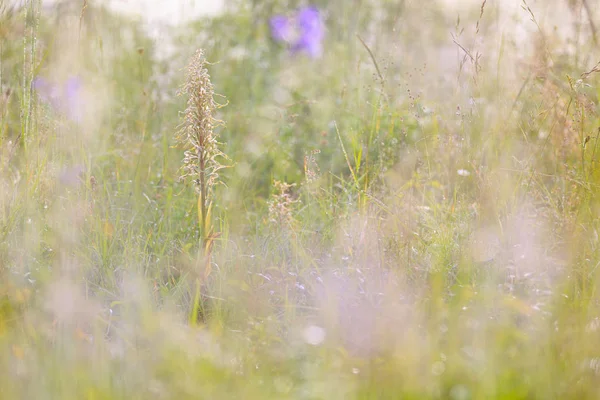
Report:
199,149,207,244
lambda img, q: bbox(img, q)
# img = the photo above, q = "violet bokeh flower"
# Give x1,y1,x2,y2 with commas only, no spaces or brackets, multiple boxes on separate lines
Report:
270,15,293,43
269,5,324,58
293,6,324,58
33,75,83,123
64,76,83,122
32,77,61,109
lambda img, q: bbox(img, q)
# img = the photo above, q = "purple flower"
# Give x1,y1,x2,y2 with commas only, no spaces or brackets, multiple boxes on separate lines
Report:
270,5,324,58
33,77,61,109
270,15,293,42
64,76,83,122
293,6,324,58
33,75,83,123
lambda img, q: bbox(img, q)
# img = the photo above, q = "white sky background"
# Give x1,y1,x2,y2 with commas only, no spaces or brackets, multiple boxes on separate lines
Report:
99,0,225,24
40,0,226,25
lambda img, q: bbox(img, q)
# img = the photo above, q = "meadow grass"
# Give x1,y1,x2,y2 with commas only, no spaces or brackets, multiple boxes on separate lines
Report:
2,0,600,398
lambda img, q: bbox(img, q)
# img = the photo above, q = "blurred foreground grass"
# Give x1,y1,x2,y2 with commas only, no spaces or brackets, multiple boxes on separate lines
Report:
2,0,600,398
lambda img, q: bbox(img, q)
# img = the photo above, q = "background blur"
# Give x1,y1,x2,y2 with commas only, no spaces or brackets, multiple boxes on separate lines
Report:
2,0,600,398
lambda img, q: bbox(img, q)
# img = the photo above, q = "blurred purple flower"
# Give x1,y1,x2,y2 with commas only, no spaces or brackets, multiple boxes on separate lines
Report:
270,15,293,42
32,77,61,109
293,6,324,58
33,75,83,123
64,76,83,122
270,5,324,58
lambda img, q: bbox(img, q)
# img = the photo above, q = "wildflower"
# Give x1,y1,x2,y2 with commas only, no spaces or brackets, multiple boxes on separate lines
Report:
177,50,227,320
64,76,82,121
269,5,324,58
268,180,299,226
270,15,293,42
33,75,83,122
293,6,324,57
304,149,321,183
177,49,227,241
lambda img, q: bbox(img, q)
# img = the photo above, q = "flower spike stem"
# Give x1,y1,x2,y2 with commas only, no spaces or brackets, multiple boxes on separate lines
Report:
177,50,227,323
177,49,226,246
